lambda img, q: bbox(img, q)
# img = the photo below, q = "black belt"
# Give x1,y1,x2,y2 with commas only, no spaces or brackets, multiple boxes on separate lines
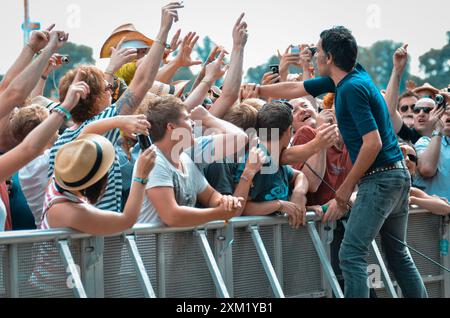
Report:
364,160,405,177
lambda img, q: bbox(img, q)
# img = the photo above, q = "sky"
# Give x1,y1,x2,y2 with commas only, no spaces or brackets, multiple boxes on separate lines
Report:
1,0,449,78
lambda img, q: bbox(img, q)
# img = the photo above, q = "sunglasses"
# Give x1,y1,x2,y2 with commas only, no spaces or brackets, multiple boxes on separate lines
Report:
406,154,418,164
400,104,416,113
413,107,433,115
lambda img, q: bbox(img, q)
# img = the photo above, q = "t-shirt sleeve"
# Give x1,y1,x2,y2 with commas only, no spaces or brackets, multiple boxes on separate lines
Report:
146,158,174,190
342,83,378,137
285,166,295,185
303,77,336,98
414,137,431,155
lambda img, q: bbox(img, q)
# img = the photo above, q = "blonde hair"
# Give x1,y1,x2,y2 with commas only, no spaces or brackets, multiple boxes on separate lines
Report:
10,105,49,142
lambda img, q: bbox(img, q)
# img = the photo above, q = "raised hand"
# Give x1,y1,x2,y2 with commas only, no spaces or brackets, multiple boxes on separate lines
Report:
233,13,248,48
135,145,157,179
245,147,267,176
60,70,89,111
107,37,138,73
28,24,55,53
317,110,336,126
393,44,408,73
314,123,339,150
119,114,151,139
204,51,228,83
278,46,300,81
189,105,211,122
48,29,69,50
160,2,184,33
261,71,281,85
42,54,63,77
173,32,202,67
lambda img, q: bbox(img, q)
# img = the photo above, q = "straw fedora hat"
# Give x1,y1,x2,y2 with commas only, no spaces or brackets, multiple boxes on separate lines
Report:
413,83,440,97
100,23,154,59
54,134,115,191
148,80,191,98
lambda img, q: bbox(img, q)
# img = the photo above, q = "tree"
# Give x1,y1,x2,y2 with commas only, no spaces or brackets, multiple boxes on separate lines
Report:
245,55,279,83
44,42,95,98
415,31,450,89
357,40,411,92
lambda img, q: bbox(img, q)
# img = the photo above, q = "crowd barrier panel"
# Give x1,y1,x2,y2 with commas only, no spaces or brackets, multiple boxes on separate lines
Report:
0,209,448,298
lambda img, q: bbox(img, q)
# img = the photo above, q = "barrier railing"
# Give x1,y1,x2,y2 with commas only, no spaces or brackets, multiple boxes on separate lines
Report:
0,209,448,298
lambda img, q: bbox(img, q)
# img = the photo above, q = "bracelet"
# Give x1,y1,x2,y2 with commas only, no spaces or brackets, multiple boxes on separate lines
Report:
154,39,171,49
26,43,40,55
133,177,148,185
52,106,72,122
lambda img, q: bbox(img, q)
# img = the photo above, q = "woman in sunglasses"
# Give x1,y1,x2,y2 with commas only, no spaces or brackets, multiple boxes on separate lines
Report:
400,144,450,216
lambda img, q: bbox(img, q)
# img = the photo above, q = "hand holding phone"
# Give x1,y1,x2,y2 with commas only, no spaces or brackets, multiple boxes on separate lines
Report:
269,64,279,75
291,45,300,54
138,135,153,150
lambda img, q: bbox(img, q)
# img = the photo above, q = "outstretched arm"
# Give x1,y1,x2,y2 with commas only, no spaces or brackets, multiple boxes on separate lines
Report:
209,13,248,119
385,44,408,133
116,2,183,115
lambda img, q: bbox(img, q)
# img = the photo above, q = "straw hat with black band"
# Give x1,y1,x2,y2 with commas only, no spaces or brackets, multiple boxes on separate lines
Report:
54,134,115,192
100,23,154,59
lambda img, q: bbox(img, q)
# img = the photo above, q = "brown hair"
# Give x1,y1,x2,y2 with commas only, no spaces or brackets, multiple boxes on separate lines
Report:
59,65,107,123
223,104,258,131
10,105,49,142
144,95,186,143
398,91,419,108
80,174,108,204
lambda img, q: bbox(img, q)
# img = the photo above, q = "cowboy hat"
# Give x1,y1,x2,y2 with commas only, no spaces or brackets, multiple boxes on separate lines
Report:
100,23,154,59
54,134,115,191
413,83,440,97
149,80,190,98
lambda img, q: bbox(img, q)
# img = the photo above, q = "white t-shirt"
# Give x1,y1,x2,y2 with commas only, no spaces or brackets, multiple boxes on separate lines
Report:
18,150,50,227
137,147,208,226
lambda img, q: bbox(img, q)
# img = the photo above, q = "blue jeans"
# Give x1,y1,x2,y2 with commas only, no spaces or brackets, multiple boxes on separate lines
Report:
339,168,428,298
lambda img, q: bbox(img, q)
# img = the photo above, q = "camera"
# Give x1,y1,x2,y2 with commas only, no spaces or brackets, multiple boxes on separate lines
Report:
55,54,70,65
435,94,446,109
137,135,152,151
269,64,279,75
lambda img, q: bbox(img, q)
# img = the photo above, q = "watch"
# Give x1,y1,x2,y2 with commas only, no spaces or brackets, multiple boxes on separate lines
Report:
133,177,148,185
432,130,443,138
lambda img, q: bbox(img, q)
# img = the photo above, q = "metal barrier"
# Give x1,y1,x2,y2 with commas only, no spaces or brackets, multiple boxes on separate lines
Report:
0,209,448,298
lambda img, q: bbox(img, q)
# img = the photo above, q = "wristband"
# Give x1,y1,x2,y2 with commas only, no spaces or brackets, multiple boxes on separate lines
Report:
133,177,148,185
154,39,171,49
53,106,72,122
26,43,40,55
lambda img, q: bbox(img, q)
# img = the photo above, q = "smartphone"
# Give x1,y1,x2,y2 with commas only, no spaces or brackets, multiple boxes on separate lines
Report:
291,45,300,54
269,64,279,75
138,135,152,150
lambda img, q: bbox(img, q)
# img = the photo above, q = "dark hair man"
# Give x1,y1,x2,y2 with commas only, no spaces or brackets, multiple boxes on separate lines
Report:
255,26,427,298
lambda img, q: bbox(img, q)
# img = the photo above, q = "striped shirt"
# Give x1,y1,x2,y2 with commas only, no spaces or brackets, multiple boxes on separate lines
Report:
48,105,122,212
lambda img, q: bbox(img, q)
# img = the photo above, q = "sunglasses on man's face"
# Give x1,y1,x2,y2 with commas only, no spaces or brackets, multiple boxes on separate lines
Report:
407,154,418,164
400,104,416,113
413,107,433,115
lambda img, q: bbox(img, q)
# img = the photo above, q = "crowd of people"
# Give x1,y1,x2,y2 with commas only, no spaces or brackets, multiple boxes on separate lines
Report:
0,2,449,298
